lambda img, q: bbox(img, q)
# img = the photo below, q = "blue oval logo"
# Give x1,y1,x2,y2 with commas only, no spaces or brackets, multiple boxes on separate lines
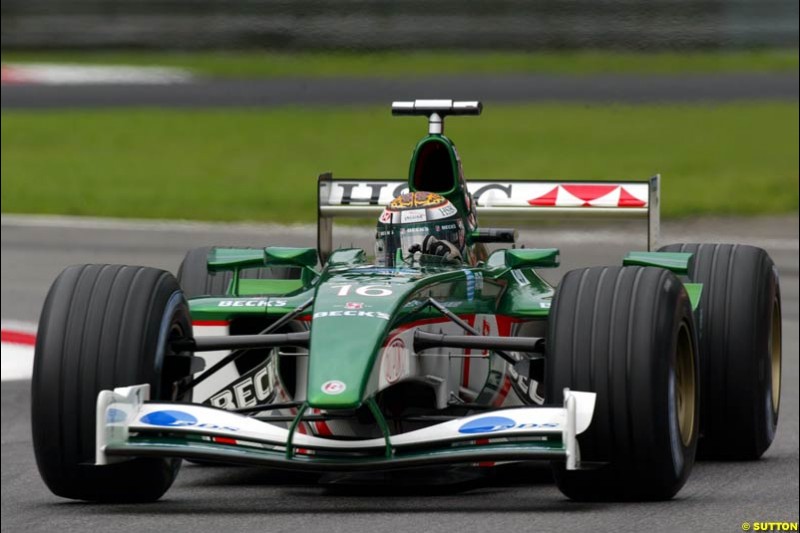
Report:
140,410,197,427
458,416,516,434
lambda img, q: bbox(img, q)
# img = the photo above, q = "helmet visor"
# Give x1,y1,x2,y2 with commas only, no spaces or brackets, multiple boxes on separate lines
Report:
375,220,464,267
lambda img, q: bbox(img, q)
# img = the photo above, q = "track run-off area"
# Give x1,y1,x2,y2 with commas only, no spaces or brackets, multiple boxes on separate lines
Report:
1,214,797,533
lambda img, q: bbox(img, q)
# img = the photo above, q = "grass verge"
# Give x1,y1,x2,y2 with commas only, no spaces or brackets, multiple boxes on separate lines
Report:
2,102,797,222
2,50,798,78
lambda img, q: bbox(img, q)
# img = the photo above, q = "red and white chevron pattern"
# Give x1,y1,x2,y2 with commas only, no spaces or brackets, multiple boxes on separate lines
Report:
528,184,647,208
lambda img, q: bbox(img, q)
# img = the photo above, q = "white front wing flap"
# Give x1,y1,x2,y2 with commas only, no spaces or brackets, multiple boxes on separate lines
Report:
97,386,595,469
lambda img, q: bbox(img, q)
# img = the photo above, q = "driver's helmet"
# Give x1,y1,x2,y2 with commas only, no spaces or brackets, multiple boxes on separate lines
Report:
375,191,466,267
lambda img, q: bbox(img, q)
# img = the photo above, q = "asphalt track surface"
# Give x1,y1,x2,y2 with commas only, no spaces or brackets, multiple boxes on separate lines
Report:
1,214,798,533
2,72,798,109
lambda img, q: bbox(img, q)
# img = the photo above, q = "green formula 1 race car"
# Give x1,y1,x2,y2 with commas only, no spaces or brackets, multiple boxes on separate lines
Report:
31,100,782,502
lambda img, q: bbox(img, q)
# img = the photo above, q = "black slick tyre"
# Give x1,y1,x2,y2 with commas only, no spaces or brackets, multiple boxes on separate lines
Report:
546,266,699,501
31,264,194,502
658,243,781,459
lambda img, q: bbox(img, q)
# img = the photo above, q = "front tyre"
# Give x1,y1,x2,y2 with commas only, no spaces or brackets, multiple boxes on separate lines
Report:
32,265,194,502
546,266,699,501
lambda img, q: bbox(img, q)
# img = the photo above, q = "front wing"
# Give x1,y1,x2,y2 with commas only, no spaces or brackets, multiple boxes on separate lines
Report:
96,385,596,471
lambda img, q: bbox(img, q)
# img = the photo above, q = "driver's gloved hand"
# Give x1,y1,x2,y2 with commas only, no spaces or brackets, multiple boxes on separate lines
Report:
408,235,440,257
422,235,462,262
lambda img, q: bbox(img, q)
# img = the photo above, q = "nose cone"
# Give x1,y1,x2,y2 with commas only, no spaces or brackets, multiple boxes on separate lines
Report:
306,310,391,408
305,273,414,409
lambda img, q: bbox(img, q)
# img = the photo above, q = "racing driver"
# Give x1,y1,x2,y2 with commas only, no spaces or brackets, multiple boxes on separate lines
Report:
375,191,466,266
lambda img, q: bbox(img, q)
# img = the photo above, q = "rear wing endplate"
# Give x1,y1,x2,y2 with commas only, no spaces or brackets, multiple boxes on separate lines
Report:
317,173,660,262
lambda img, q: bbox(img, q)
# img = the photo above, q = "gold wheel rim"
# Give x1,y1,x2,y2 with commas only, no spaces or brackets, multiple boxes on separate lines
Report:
771,298,782,415
675,322,696,447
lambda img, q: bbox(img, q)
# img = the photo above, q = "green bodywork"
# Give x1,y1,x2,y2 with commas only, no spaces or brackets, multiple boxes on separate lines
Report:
504,248,560,269
188,244,700,411
408,136,460,195
406,134,476,225
622,251,703,309
187,130,703,414
190,246,555,409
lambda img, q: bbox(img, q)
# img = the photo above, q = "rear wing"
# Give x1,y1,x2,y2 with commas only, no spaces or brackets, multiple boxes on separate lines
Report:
317,173,660,261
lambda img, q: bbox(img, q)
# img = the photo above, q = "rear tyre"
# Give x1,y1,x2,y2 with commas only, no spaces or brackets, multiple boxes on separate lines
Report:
658,243,781,459
177,246,298,299
32,265,194,502
546,266,699,501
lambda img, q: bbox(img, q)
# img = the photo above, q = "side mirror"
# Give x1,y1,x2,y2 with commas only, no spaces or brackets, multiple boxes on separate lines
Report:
505,248,560,269
264,247,318,270
468,228,517,244
207,248,266,272
326,248,367,268
623,251,693,276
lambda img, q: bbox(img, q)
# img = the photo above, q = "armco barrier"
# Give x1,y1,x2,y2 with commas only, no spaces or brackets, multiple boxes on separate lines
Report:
1,0,797,50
